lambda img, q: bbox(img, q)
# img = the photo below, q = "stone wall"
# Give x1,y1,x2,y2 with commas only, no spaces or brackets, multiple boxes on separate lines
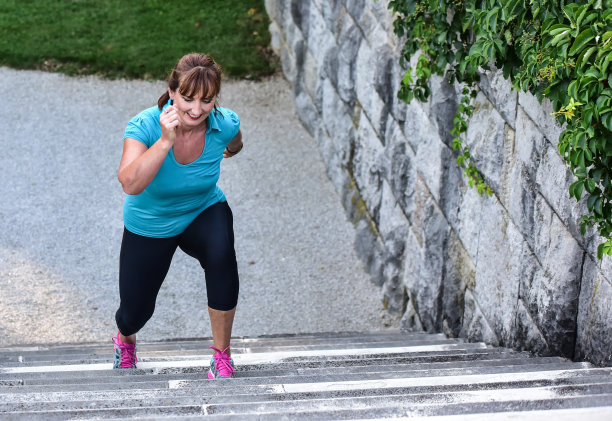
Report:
264,0,612,365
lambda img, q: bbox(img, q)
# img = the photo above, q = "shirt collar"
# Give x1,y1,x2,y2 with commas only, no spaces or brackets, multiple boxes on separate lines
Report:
206,108,222,133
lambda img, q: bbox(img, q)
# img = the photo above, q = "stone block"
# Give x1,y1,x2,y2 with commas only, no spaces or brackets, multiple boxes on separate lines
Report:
502,107,542,249
382,270,408,315
268,22,282,56
513,299,550,355
264,0,277,21
535,133,593,247
352,110,384,219
575,256,612,366
325,142,354,202
400,295,425,332
428,75,459,149
295,90,320,136
399,97,449,205
279,24,305,87
321,78,355,167
311,0,342,33
290,0,311,37
402,176,450,332
379,180,410,316
379,179,409,241
302,49,319,108
335,12,362,104
460,289,500,346
415,122,451,206
354,218,385,286
305,2,337,66
355,40,390,140
322,45,340,89
383,117,417,219
313,126,348,200
280,47,298,87
264,0,290,33
345,0,366,22
373,45,398,116
401,99,429,154
463,91,508,194
369,0,396,35
471,194,530,347
478,66,518,128
447,185,486,264
441,231,475,337
518,92,565,147
520,193,583,357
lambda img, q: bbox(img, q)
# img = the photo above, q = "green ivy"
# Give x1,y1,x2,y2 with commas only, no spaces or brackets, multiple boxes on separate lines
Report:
388,0,612,258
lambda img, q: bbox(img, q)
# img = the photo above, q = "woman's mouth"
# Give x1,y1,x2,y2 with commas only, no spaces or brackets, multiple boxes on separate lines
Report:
186,112,202,120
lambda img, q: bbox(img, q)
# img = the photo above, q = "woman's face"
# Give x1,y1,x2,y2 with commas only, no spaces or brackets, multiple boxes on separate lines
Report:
169,88,215,128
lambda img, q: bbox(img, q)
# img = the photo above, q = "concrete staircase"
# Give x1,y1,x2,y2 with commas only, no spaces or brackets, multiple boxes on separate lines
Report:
0,331,610,420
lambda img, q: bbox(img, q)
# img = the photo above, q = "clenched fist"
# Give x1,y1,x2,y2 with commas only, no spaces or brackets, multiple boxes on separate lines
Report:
159,105,179,145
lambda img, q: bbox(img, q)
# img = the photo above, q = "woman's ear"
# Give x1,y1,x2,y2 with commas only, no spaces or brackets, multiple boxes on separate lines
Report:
168,88,175,101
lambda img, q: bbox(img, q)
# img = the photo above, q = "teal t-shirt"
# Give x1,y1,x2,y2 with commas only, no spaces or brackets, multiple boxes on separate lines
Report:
122,102,240,238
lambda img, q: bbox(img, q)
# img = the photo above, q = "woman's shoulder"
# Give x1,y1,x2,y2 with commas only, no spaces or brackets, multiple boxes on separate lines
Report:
131,105,163,123
124,105,162,146
214,106,238,120
212,106,239,128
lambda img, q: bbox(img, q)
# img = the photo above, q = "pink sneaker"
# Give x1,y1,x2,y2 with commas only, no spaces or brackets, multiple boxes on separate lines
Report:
208,345,235,379
112,332,137,369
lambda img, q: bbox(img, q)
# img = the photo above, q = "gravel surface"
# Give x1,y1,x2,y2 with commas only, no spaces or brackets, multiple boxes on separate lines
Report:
0,67,397,346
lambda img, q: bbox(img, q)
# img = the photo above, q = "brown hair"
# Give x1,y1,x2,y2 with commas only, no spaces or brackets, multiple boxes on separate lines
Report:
157,53,222,110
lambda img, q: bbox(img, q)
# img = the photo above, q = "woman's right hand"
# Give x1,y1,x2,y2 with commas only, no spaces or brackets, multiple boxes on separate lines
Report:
160,105,179,145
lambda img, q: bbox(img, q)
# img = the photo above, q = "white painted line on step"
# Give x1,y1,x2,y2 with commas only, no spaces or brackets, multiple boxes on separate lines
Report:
0,344,483,374
280,368,612,393
232,344,487,365
353,406,612,421
0,359,212,374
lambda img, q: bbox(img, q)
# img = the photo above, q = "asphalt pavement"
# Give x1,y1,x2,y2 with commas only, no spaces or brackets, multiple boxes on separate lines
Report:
0,67,396,346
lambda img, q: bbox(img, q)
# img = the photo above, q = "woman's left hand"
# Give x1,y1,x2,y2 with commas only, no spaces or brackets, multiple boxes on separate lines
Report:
223,130,243,158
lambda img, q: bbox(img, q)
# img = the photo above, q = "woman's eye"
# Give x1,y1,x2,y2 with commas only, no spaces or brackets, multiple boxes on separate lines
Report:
203,98,212,104
182,96,192,102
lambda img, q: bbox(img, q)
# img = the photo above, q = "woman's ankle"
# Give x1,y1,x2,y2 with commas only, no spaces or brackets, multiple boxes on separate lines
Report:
119,332,136,344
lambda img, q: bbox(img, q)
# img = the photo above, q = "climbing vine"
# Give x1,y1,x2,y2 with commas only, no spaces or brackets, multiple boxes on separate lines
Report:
388,0,612,258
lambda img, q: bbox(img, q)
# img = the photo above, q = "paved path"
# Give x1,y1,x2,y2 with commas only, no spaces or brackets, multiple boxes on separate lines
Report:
0,67,396,346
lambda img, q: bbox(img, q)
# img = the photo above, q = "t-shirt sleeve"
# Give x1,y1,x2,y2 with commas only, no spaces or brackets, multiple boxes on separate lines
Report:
221,108,240,141
123,113,157,148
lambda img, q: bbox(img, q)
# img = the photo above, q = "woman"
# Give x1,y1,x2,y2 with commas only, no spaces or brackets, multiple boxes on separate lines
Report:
113,53,243,379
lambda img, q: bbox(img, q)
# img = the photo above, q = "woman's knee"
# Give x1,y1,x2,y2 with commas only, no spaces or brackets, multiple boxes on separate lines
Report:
115,304,155,336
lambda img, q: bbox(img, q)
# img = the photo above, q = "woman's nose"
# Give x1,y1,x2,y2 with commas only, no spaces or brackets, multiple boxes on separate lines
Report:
191,103,202,115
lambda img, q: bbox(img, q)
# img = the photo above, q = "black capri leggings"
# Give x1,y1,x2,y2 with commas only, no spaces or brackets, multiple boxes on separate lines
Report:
115,201,239,336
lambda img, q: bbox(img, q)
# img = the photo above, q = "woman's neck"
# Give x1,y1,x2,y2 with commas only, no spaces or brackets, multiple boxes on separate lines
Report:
176,121,207,138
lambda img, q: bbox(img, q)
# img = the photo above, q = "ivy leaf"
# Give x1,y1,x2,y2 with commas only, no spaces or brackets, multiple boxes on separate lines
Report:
592,167,604,182
502,0,523,23
595,197,604,216
569,28,594,56
598,242,605,259
603,112,612,131
571,180,585,199
588,193,598,211
586,178,597,194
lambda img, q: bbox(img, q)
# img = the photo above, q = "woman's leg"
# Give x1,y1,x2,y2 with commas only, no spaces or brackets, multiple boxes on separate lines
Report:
208,306,236,355
179,202,240,353
115,228,178,339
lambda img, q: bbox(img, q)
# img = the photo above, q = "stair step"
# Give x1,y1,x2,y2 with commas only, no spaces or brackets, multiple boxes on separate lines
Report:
0,331,609,419
0,356,570,387
0,338,461,366
0,342,493,373
0,361,594,394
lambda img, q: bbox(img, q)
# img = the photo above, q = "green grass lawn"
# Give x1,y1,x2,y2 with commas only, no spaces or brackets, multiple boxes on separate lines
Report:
0,0,277,80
